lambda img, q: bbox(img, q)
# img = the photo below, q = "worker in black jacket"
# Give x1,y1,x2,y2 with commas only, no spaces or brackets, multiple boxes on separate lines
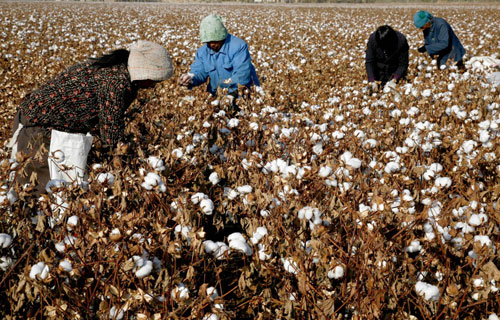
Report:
365,25,409,94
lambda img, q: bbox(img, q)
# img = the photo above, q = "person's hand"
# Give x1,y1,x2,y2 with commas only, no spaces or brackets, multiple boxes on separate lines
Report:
368,82,378,95
178,73,194,86
417,46,426,53
384,79,397,93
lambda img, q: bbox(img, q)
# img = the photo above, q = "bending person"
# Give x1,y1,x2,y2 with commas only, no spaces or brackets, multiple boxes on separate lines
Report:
365,25,409,94
414,10,465,70
179,14,260,102
9,40,173,195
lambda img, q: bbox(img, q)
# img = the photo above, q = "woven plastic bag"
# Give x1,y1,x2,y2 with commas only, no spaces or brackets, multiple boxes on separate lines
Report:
48,129,93,185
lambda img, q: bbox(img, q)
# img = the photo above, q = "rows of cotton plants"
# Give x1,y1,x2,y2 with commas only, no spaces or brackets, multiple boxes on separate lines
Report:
0,2,499,319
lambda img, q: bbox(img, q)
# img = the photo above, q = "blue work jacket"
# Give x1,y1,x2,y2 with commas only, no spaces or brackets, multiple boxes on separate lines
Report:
423,17,465,67
189,34,260,95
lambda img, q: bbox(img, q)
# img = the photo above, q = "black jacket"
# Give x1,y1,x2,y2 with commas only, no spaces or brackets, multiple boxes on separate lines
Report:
365,30,409,83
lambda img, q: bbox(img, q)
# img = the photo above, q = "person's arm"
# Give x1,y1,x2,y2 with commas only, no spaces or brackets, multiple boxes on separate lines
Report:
189,48,209,87
98,80,128,147
425,20,451,55
365,35,376,82
228,42,254,92
394,37,409,81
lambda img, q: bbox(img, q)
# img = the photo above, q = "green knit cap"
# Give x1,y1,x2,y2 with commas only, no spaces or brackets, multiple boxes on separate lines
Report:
200,14,228,43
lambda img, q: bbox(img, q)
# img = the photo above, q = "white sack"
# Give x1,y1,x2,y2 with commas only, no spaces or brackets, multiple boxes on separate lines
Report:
48,129,93,185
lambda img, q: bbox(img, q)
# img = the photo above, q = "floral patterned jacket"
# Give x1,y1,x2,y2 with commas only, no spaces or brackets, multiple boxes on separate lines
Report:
20,61,136,146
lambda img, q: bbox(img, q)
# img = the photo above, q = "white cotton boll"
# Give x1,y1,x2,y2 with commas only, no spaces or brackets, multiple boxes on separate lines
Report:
200,198,214,215
30,262,50,280
135,260,153,278
227,118,239,128
474,235,492,248
0,233,12,248
66,215,79,231
281,258,300,274
423,170,435,181
258,244,271,260
422,89,432,97
203,121,211,128
109,306,124,320
204,240,219,254
312,142,323,155
250,227,268,244
171,283,190,300
473,278,485,288
237,185,253,194
260,210,270,217
203,314,218,320
59,259,72,272
228,239,252,256
384,162,400,174
328,266,345,279
405,240,422,253
223,188,239,200
415,281,440,301
147,156,165,171
478,130,490,143
191,192,208,204
319,166,332,178
340,151,352,163
332,131,344,139
96,172,115,186
488,314,499,320
469,214,488,226
172,148,184,158
346,157,362,169
364,139,377,148
0,256,13,272
249,122,259,130
206,286,219,301
209,172,220,185
435,177,452,188
460,140,477,154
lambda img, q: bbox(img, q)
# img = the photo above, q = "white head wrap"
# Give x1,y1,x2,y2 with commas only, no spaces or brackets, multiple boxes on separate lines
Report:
128,40,173,82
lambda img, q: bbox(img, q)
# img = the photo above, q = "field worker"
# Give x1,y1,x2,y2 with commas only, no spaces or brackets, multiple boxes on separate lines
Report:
413,10,465,70
365,25,409,94
178,14,260,104
9,40,173,195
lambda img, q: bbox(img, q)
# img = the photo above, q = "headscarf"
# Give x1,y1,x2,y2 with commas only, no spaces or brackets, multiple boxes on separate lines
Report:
200,14,228,43
128,40,173,82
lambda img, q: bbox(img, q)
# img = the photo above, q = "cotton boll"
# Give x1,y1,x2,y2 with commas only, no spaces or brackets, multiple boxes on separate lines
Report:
30,262,50,280
474,235,492,248
58,259,73,272
435,177,452,188
200,198,214,215
147,156,165,171
415,281,440,301
405,240,422,253
469,214,488,226
258,244,271,260
209,172,220,185
250,226,268,244
281,257,300,274
135,260,153,278
346,157,361,169
227,118,239,128
223,188,239,200
237,185,253,194
172,148,184,158
96,172,115,186
191,192,207,204
203,314,218,320
109,306,124,320
489,314,500,320
328,265,344,279
206,286,219,301
384,162,400,174
319,166,332,178
66,215,79,231
0,256,14,271
312,142,323,155
0,233,12,248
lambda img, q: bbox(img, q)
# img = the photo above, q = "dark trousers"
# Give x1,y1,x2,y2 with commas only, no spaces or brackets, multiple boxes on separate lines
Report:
11,110,51,195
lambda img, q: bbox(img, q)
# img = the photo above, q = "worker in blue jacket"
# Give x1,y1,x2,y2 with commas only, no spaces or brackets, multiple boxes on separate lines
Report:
179,14,260,98
413,11,465,70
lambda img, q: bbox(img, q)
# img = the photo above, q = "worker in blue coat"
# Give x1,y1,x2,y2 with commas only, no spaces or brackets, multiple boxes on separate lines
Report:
179,14,260,98
413,11,465,70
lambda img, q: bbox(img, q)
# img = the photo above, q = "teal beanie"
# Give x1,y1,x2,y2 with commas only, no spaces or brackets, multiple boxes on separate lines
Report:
414,11,432,28
200,14,228,43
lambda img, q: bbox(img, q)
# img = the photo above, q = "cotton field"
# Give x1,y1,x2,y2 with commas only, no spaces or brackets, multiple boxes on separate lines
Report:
0,2,499,319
